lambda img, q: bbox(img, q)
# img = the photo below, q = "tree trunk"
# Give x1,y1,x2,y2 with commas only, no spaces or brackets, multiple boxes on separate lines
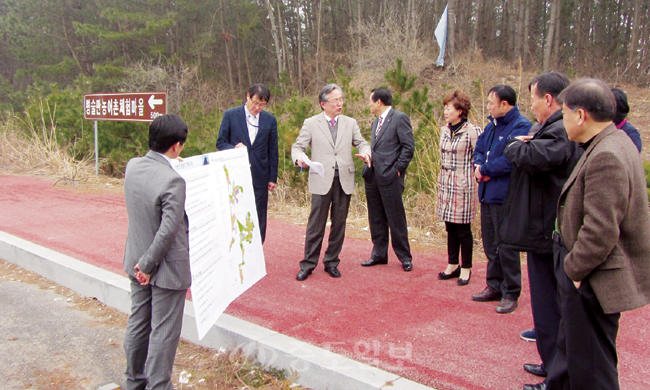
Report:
447,0,455,61
296,0,303,95
514,0,525,63
628,0,642,66
278,1,290,78
265,0,283,81
470,0,482,57
543,0,560,70
315,0,323,86
219,0,235,94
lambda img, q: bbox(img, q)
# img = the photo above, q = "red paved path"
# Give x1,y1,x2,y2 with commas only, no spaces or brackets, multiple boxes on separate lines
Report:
2,174,649,390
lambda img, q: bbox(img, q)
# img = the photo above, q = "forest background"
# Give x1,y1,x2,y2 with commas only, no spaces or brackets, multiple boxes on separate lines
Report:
1,0,649,237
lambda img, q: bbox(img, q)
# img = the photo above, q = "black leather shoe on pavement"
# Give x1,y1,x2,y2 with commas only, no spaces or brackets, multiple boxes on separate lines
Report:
472,286,502,302
325,267,341,278
496,298,519,314
402,262,413,272
296,269,312,281
524,363,547,377
361,258,388,267
523,382,546,390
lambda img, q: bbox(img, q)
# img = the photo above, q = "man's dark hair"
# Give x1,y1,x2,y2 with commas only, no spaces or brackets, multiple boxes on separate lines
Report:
528,71,570,102
488,85,517,106
559,79,616,123
149,114,189,153
371,88,393,106
611,87,630,124
248,83,271,102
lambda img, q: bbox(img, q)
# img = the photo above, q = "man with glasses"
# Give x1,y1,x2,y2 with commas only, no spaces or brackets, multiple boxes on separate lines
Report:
217,83,279,243
292,84,371,281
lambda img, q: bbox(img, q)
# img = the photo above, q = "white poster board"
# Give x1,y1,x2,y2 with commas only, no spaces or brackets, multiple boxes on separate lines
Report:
172,148,266,340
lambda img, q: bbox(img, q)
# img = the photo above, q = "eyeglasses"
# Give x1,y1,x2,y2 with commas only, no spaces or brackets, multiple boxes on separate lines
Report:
327,97,345,104
248,98,267,109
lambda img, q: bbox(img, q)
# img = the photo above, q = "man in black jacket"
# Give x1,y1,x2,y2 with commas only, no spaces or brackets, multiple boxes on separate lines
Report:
499,72,581,390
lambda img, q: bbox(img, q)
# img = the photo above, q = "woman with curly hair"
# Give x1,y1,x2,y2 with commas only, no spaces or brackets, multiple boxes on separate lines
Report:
436,90,482,286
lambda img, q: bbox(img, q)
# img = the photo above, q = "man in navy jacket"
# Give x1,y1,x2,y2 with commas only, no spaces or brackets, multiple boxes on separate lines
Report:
217,84,279,243
472,85,531,314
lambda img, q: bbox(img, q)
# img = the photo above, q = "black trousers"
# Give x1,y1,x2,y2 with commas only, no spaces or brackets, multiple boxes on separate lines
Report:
481,202,521,300
253,186,268,244
365,173,412,263
300,176,350,271
445,222,473,268
546,238,621,390
527,251,560,374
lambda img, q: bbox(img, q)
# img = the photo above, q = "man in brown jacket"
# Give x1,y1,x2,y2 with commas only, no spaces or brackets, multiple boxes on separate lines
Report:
543,79,650,390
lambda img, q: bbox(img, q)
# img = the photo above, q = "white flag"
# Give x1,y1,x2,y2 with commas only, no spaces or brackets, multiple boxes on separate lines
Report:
435,4,448,67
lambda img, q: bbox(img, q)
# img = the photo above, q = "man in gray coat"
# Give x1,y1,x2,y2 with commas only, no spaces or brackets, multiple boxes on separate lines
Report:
123,114,192,390
292,84,371,281
545,79,650,390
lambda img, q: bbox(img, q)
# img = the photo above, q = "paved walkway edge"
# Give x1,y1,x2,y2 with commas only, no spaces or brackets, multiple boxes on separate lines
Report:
0,231,434,390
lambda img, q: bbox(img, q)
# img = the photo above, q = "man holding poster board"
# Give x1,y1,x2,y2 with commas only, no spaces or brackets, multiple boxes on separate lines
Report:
122,115,191,390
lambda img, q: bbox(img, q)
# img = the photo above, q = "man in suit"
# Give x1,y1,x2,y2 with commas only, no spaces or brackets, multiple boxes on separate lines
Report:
123,114,192,390
292,84,371,281
472,85,531,314
544,79,650,390
217,83,279,243
498,72,580,390
360,88,415,272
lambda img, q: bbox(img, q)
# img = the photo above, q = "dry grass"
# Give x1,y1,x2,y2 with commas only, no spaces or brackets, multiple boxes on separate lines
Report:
0,102,96,186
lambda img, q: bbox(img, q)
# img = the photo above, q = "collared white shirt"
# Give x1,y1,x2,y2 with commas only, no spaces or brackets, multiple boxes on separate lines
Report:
244,104,259,144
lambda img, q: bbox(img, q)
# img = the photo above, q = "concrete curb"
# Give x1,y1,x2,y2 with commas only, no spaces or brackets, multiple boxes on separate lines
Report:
0,231,435,390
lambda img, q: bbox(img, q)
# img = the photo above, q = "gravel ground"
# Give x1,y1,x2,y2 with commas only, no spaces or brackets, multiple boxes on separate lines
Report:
0,260,126,390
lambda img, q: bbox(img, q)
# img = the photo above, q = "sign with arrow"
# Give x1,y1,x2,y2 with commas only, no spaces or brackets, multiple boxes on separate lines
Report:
83,92,167,122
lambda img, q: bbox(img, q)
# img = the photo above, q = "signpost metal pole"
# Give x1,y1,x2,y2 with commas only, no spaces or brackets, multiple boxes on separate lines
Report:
94,121,98,176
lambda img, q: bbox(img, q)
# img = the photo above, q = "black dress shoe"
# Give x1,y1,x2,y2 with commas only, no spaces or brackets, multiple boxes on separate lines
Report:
325,267,341,278
438,266,461,280
457,270,472,286
402,262,413,272
523,382,546,390
296,269,312,281
361,258,388,267
472,286,502,302
524,363,547,377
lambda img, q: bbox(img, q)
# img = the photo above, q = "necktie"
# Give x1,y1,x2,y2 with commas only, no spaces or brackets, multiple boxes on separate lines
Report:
329,118,336,128
375,116,384,139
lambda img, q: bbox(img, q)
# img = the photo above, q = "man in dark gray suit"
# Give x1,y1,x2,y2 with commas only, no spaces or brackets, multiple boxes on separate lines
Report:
123,114,192,390
361,88,415,271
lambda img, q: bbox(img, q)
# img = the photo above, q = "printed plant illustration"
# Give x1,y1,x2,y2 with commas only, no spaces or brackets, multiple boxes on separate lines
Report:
223,165,255,283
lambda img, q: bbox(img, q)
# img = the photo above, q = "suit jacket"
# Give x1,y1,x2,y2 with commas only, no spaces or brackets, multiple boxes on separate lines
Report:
216,105,279,189
362,108,415,185
123,151,191,290
291,112,371,195
557,124,650,314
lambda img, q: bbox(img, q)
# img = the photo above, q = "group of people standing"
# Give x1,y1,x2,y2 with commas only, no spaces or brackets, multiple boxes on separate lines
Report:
120,75,649,390
433,72,650,390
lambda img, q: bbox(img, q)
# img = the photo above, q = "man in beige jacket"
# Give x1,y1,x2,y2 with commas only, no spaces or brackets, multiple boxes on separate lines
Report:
292,84,371,281
541,79,650,390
